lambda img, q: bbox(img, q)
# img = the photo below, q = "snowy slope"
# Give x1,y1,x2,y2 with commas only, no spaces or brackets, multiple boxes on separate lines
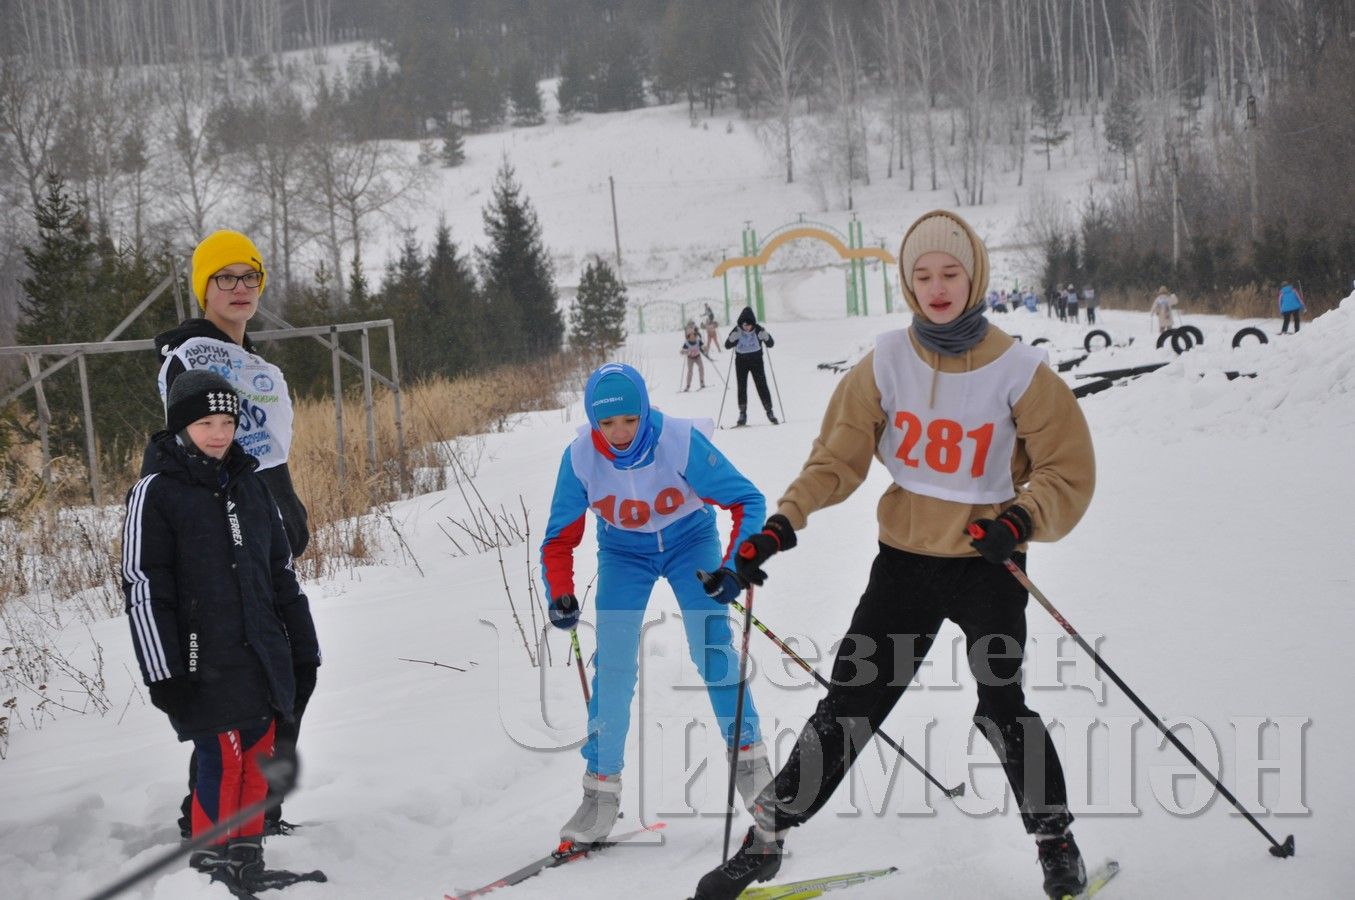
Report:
2,291,1352,898
3,81,1352,897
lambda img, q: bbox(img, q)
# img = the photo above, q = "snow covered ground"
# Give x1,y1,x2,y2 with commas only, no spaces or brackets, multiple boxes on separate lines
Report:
2,288,1352,898
3,81,1352,897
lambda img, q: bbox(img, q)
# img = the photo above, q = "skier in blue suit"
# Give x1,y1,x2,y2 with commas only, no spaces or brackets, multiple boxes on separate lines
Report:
540,362,772,845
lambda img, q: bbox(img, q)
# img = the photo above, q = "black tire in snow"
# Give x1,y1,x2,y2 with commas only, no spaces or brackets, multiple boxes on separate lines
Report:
1032,337,1050,346
1083,330,1112,352
1170,329,1196,354
1181,324,1204,345
1155,329,1177,350
1231,327,1269,348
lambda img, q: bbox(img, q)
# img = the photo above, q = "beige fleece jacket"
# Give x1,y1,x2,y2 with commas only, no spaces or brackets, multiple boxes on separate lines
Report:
776,326,1094,556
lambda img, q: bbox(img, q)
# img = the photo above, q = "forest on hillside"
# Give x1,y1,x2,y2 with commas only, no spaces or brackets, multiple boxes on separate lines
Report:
1,1,1352,405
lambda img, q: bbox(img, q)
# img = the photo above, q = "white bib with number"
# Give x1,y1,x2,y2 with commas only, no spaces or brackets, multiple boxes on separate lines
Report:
159,336,293,469
570,417,712,532
873,329,1043,504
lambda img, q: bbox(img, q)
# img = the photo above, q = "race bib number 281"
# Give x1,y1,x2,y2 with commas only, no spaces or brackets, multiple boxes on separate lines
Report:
891,410,995,478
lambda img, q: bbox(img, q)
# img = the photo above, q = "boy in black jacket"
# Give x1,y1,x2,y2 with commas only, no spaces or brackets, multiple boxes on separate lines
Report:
122,370,322,889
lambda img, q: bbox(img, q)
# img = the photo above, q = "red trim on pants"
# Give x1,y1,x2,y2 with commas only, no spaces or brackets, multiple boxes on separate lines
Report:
191,719,276,843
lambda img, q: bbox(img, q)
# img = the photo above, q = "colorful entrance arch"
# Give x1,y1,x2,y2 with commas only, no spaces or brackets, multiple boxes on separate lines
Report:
713,217,898,321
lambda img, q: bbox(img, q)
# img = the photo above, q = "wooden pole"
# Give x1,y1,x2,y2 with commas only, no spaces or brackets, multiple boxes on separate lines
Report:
330,326,345,482
360,328,375,478
77,353,101,506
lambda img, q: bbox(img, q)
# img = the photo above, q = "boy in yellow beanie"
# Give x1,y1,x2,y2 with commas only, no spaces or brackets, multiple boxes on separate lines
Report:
145,229,315,840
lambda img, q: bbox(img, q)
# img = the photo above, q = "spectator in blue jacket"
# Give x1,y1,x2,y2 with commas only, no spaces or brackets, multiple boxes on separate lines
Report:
539,363,772,847
1279,281,1306,334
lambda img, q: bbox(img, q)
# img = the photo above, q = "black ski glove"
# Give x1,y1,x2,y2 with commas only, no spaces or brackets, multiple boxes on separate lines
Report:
697,567,747,604
967,506,1033,564
549,594,581,630
148,676,196,717
735,514,797,586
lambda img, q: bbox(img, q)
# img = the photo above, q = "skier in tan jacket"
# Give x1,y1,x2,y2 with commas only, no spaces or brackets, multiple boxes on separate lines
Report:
691,210,1096,900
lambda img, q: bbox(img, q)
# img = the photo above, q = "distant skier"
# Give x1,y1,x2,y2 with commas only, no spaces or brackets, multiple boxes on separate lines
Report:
680,323,710,391
690,210,1096,900
1065,283,1079,323
121,370,322,891
1082,284,1098,324
701,303,720,353
723,306,777,426
1278,281,1306,333
1150,285,1177,334
539,363,773,847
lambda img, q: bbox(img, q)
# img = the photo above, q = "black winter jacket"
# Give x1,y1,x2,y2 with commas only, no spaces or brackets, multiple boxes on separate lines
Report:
122,432,321,740
146,318,310,556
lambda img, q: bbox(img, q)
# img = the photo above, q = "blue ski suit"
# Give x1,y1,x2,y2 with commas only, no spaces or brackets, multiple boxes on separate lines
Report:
540,365,765,776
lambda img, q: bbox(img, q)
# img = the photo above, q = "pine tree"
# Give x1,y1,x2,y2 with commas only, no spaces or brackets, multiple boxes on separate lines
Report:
508,59,545,127
441,122,466,166
1104,80,1143,181
348,248,374,315
570,258,628,352
421,221,487,376
557,49,593,120
478,158,562,359
16,175,101,459
595,29,646,113
1031,65,1068,171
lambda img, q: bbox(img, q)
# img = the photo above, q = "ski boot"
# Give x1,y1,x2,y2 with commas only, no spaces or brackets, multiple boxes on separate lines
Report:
730,741,774,814
736,407,748,427
188,844,229,874
1037,831,1087,899
692,825,783,899
227,837,266,889
764,406,778,425
560,771,622,845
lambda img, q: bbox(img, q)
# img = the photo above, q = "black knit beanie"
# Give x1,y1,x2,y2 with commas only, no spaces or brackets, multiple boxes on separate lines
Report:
166,370,241,435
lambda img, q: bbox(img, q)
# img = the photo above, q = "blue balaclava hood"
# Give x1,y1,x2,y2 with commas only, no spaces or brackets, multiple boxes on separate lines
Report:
584,363,658,468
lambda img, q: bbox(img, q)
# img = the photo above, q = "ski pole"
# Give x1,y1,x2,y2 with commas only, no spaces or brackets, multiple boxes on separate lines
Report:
764,348,786,423
570,628,591,706
84,748,303,900
715,352,735,427
967,525,1297,859
722,584,757,863
726,595,965,801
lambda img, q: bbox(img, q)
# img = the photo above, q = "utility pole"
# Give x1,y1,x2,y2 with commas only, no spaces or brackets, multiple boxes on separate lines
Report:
608,175,623,282
1241,84,1260,242
1168,143,1180,267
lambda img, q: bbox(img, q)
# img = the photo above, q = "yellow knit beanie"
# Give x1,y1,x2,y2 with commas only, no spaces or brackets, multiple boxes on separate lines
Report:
191,230,267,309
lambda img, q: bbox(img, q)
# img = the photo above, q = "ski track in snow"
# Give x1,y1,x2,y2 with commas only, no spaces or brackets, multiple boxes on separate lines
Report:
3,99,1354,898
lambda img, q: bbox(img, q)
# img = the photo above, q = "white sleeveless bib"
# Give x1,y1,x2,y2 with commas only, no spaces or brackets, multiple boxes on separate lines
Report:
570,417,712,532
873,330,1043,504
159,336,294,469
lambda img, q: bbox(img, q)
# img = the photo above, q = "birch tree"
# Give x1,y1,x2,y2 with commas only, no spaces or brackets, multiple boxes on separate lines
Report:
750,0,808,184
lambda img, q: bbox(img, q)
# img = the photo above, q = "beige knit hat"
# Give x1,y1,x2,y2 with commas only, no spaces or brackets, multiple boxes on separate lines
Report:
900,213,976,290
897,210,989,316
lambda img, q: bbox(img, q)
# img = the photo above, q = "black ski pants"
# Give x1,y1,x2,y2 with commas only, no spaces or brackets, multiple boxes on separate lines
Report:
763,544,1073,837
734,351,773,413
1281,310,1301,333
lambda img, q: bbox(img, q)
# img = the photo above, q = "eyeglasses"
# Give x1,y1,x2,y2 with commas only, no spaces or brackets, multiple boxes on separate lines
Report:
210,271,263,291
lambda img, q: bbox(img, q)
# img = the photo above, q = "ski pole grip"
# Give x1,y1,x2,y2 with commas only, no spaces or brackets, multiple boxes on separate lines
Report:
967,523,986,540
